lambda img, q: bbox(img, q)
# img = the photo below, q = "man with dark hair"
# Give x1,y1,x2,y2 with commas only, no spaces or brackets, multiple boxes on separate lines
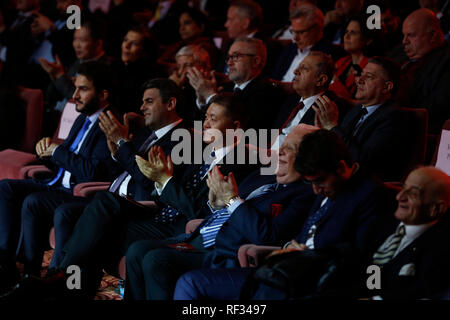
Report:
0,60,117,295
173,129,396,300
313,56,416,182
271,50,352,149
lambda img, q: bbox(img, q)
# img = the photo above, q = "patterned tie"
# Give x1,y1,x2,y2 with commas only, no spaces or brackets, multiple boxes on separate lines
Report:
372,225,406,265
200,208,231,248
280,101,304,130
298,199,332,243
109,132,157,193
47,118,91,186
350,107,368,137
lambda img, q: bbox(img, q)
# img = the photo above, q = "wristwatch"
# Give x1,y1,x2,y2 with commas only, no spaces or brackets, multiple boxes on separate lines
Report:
116,138,128,148
226,196,240,208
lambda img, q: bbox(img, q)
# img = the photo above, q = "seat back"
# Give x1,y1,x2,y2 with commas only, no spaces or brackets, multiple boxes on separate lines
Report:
18,87,44,153
52,100,80,144
433,119,450,175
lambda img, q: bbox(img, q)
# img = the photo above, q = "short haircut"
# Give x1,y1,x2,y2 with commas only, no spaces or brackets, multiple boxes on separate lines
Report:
175,44,211,71
290,3,324,30
76,61,112,93
80,16,107,42
308,51,335,88
233,37,267,70
208,92,248,129
141,78,183,105
295,129,353,176
180,7,209,30
368,56,401,94
125,25,158,62
230,0,263,31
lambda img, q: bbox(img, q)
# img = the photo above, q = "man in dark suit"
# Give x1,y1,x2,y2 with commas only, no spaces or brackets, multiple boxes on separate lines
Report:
173,129,396,300
313,56,416,182
271,3,346,82
0,61,117,294
188,37,283,130
271,51,352,149
362,166,450,300
124,125,318,300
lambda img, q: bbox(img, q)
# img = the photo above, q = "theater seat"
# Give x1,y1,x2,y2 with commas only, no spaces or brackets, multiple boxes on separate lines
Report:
18,87,44,153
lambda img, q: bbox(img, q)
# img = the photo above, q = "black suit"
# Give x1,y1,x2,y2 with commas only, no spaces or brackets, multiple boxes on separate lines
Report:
0,111,115,270
332,101,415,182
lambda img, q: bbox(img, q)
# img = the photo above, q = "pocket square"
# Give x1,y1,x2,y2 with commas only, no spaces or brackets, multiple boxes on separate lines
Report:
398,263,416,276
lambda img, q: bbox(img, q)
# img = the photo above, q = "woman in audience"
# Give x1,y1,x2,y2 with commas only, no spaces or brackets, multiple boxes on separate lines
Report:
157,7,218,72
329,15,382,99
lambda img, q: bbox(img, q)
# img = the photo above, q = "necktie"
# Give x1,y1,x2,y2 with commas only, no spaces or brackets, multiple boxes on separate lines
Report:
280,102,304,130
350,107,368,137
233,87,242,95
47,118,91,186
245,182,279,200
372,225,406,265
200,208,231,248
109,132,157,194
298,199,332,243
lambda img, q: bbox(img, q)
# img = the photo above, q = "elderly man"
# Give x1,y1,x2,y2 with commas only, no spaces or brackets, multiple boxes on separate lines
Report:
313,56,416,182
271,51,352,149
363,166,450,300
396,8,450,135
271,3,346,82
125,125,317,300
188,37,283,130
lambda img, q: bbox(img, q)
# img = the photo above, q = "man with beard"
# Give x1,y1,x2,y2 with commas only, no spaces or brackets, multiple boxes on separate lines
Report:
0,61,118,295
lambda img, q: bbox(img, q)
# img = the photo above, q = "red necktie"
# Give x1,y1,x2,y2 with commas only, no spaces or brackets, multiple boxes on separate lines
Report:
280,101,304,130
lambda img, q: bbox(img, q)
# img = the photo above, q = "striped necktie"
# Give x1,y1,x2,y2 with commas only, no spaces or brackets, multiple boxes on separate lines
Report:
298,199,332,244
47,117,91,187
200,208,231,248
372,225,406,265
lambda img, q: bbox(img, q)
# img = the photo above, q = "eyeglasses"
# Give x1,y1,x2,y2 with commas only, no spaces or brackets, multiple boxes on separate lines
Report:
226,53,256,63
290,25,317,36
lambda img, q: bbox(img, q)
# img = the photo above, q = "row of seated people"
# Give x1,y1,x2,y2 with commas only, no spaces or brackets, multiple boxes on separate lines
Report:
0,0,449,143
0,45,447,300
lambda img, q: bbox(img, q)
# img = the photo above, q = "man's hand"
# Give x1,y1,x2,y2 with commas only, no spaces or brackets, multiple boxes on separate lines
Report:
187,67,217,104
324,9,345,26
135,146,173,187
39,55,64,81
169,68,186,87
99,111,130,145
312,95,339,130
30,13,54,36
206,166,238,210
266,240,308,258
36,137,60,158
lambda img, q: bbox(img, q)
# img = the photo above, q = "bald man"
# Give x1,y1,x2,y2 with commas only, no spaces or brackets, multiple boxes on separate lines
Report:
365,166,450,299
396,8,450,135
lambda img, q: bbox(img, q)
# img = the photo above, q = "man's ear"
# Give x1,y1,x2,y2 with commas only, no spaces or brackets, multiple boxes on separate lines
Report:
430,200,448,220
167,97,177,111
384,80,394,93
316,74,328,88
98,89,109,102
233,120,241,129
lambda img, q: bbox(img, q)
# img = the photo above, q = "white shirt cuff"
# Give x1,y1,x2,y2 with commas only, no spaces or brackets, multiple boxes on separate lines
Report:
154,176,173,195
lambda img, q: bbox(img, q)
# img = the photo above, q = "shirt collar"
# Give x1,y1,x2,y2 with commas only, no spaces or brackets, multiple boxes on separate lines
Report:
400,221,437,240
87,105,107,124
154,119,182,140
234,78,253,91
301,92,324,109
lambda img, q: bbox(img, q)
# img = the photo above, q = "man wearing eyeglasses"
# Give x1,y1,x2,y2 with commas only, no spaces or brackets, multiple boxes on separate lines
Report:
271,3,346,82
188,37,283,130
312,56,418,182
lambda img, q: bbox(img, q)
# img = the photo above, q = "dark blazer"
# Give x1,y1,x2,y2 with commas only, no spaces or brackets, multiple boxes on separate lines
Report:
158,143,260,235
367,216,450,299
272,90,353,129
45,112,118,189
113,121,186,201
295,170,397,252
203,177,316,269
222,75,284,130
331,101,415,182
271,39,347,81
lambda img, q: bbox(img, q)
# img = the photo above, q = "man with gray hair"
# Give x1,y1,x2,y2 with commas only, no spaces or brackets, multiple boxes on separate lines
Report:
188,37,283,130
271,3,346,82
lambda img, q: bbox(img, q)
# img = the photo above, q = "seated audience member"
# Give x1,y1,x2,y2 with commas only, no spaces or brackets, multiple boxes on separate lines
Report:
157,7,218,69
168,44,212,125
174,129,396,300
323,0,364,45
216,0,265,73
395,8,450,135
188,37,283,130
112,25,162,114
271,51,352,150
18,92,256,299
40,18,113,136
0,61,117,295
329,15,382,99
313,56,416,182
124,125,318,300
271,3,346,82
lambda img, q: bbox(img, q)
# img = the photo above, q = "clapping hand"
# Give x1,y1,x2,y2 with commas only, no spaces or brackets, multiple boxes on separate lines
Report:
135,146,173,187
206,166,238,210
187,67,217,104
312,95,339,130
99,111,131,154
